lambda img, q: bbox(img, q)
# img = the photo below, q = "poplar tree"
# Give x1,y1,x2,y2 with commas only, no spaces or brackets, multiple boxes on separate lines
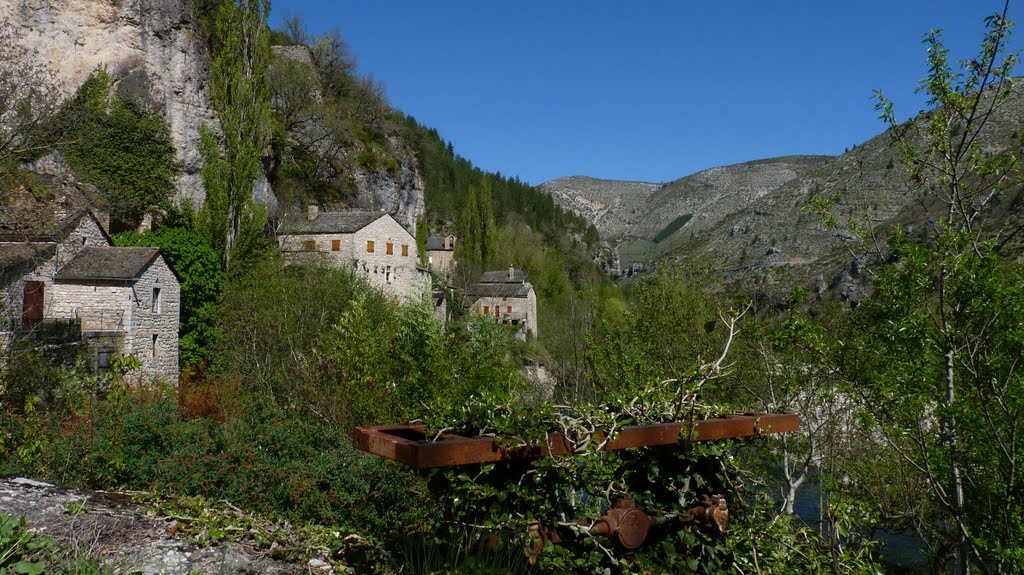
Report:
478,176,497,268
458,183,481,267
197,0,272,274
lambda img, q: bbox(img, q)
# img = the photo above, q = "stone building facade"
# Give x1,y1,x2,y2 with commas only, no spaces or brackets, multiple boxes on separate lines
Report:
464,266,538,338
425,234,457,275
1,209,180,383
278,208,427,300
0,212,110,331
52,248,180,381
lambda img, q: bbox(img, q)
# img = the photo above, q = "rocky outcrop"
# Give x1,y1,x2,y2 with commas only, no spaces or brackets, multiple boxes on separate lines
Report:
351,138,425,231
1,0,218,206
0,477,315,575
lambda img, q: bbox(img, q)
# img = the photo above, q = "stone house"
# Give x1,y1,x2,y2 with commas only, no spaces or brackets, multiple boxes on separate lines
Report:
0,209,180,383
277,208,427,299
464,266,538,338
425,234,457,274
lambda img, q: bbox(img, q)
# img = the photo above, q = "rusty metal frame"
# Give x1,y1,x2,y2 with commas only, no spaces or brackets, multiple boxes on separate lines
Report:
353,413,799,469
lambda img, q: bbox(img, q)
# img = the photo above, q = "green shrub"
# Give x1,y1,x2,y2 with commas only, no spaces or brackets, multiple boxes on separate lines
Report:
59,69,180,230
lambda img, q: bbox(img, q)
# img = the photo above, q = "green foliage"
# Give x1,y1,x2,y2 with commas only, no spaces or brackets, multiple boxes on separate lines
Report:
840,232,1024,571
0,512,113,575
58,69,179,230
197,0,273,274
842,10,1024,573
653,213,693,243
114,228,225,367
400,115,596,244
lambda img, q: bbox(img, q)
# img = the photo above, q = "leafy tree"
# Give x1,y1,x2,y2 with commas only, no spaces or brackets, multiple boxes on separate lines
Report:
197,0,272,273
113,228,225,367
840,7,1023,573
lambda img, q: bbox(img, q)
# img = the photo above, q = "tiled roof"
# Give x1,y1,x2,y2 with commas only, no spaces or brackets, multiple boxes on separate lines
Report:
0,176,102,241
480,268,525,284
278,210,386,234
464,282,532,298
426,235,455,251
55,247,160,282
0,243,56,274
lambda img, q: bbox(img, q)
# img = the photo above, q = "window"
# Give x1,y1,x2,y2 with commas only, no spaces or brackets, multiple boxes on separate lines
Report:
483,306,490,315
386,242,394,255
303,239,316,251
331,239,341,252
386,266,393,283
97,347,114,374
152,334,158,359
152,287,161,314
401,244,409,256
366,240,375,253
507,306,512,313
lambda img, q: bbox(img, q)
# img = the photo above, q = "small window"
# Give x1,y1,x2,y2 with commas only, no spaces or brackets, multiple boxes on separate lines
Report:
507,306,512,313
386,266,393,283
483,306,490,315
152,287,161,314
331,239,341,252
386,242,394,255
152,334,158,359
81,236,87,246
401,244,409,257
428,255,433,264
303,240,316,251
97,347,114,374
367,240,375,253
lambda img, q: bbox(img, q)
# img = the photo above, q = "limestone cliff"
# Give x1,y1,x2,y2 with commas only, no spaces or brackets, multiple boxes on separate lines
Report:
2,1,426,231
1,0,218,205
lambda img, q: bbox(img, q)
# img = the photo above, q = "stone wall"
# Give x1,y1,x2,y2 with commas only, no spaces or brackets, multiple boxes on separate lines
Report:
279,215,428,301
350,216,422,299
470,286,538,338
128,257,180,383
2,215,109,330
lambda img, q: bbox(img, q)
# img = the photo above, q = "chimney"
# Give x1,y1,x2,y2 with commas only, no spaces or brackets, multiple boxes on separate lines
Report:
306,205,319,221
508,265,515,280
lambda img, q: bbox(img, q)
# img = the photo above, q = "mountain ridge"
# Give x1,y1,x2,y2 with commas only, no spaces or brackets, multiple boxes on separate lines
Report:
543,86,1024,297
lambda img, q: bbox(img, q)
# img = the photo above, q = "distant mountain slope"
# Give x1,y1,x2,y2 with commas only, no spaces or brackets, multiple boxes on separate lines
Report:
544,84,1024,297
541,176,661,240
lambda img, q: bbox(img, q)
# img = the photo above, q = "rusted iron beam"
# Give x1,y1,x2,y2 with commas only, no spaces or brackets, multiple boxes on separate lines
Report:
352,413,799,469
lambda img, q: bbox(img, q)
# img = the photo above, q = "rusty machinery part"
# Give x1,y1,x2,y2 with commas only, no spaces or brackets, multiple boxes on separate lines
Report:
679,494,729,533
352,413,800,469
532,496,728,554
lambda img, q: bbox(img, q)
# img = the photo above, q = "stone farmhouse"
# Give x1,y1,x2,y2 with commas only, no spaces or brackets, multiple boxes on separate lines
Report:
0,208,180,383
464,266,538,338
425,234,457,275
277,208,427,299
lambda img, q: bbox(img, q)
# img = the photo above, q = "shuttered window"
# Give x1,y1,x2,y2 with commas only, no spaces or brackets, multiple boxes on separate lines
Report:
386,242,394,255
332,239,341,251
367,240,375,253
483,306,490,315
303,240,316,251
401,244,409,256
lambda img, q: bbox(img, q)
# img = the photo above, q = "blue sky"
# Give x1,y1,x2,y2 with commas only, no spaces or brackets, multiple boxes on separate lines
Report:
270,1,1019,185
